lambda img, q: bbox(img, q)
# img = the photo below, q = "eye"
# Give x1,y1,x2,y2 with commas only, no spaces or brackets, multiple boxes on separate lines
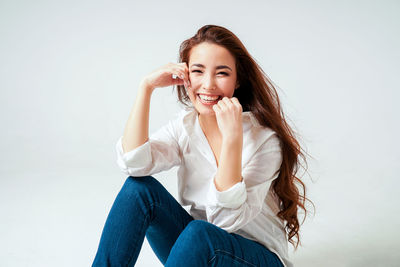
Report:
191,70,229,76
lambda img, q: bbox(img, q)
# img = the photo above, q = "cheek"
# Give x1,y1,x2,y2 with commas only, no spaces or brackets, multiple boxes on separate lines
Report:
219,79,236,91
187,90,196,101
188,75,199,85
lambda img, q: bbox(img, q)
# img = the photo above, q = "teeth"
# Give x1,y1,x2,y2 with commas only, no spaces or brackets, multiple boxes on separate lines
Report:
198,94,219,101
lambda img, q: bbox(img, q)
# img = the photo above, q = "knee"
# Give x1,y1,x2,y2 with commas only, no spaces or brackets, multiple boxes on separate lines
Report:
178,220,217,246
184,220,215,233
119,175,159,197
168,220,216,260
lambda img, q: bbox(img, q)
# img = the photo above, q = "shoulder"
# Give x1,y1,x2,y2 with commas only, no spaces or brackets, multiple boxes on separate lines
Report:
256,126,281,153
243,112,281,146
242,112,282,164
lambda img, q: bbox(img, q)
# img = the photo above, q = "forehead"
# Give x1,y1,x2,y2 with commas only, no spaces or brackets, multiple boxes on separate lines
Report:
189,42,236,68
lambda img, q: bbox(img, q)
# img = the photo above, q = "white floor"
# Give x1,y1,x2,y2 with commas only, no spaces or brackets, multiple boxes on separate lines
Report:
1,165,399,267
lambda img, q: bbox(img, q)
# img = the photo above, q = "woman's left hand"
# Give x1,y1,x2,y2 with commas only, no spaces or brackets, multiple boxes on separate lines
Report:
212,97,243,141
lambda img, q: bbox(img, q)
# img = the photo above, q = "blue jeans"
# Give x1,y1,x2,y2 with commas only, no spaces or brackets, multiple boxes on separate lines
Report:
92,176,284,266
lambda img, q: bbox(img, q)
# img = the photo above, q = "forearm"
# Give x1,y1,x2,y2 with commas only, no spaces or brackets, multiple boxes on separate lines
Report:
214,137,243,191
121,81,154,153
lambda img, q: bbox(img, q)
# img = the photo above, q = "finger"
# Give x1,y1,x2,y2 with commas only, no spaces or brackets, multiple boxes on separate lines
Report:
174,64,188,76
179,71,189,89
171,70,184,79
172,70,186,84
217,99,228,111
172,67,189,87
171,76,184,86
179,66,190,85
178,62,189,71
170,65,184,76
222,96,233,105
212,104,220,113
230,97,242,110
220,97,233,109
180,65,189,75
171,72,187,88
177,63,190,78
230,97,240,104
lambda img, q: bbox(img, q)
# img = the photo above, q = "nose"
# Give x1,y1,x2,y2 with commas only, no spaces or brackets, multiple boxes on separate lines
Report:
201,73,216,91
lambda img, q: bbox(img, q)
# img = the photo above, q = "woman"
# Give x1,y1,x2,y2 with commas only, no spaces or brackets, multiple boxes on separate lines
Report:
92,24,312,267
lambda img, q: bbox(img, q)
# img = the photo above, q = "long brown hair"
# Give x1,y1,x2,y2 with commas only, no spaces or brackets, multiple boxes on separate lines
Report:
174,24,315,250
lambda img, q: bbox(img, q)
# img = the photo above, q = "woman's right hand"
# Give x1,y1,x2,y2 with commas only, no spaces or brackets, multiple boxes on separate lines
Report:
141,62,191,92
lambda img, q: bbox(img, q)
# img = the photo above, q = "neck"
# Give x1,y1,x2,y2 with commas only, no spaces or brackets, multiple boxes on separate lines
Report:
198,113,219,133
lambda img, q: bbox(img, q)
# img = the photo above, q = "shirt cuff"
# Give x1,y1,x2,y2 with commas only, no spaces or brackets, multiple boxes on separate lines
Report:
116,136,152,171
207,177,247,209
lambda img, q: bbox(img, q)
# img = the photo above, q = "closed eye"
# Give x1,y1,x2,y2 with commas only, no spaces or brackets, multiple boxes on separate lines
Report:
191,70,229,75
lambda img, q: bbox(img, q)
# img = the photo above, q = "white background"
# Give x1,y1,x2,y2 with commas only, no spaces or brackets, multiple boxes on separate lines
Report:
1,0,399,266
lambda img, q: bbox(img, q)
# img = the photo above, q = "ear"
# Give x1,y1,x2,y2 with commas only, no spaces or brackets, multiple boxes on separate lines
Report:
235,83,240,89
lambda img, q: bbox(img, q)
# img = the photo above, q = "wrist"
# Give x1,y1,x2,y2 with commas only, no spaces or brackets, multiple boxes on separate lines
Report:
139,79,154,94
222,133,242,144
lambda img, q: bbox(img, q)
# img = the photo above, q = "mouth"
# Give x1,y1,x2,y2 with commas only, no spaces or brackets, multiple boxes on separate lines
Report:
196,94,222,105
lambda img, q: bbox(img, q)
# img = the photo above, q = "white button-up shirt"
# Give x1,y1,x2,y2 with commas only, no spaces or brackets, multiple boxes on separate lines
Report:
115,106,293,267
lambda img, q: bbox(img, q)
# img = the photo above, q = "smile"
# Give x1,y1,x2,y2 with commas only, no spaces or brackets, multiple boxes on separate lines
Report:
197,94,222,105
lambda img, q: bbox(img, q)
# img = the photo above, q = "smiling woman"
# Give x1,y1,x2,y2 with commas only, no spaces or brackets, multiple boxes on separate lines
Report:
91,24,314,267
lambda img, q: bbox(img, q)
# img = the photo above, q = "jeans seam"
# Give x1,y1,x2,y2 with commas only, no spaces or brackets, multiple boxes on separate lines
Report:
126,209,150,267
127,201,188,266
208,249,257,267
126,201,163,266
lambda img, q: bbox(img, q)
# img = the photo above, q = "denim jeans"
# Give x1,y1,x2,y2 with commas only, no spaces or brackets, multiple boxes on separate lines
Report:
92,176,284,267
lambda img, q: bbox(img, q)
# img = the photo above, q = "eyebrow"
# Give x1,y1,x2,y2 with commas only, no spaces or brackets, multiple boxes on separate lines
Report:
190,63,232,71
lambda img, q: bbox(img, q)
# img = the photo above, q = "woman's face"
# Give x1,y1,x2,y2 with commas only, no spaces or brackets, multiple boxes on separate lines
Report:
187,42,238,117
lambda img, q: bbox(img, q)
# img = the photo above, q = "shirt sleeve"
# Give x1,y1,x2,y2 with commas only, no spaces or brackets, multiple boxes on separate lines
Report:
115,114,182,177
205,133,283,233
